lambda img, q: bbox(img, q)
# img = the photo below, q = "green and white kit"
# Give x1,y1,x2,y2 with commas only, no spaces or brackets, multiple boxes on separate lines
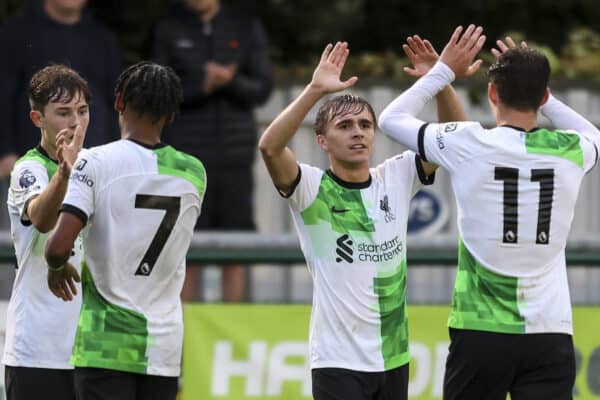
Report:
62,139,206,376
4,146,83,369
287,151,432,372
419,121,598,334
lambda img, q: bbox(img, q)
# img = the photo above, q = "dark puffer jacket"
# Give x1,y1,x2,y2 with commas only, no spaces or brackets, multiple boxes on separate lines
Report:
0,3,121,157
152,5,273,167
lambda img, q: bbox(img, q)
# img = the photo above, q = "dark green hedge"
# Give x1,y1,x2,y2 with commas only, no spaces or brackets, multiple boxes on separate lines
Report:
2,0,599,80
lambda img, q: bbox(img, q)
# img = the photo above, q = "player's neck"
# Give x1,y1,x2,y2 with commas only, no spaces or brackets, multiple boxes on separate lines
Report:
120,111,166,146
121,130,161,146
43,2,82,25
328,160,370,184
495,106,538,132
39,137,58,161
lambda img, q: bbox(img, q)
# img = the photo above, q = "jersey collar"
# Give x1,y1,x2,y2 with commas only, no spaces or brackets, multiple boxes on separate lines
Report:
126,138,168,149
500,124,541,133
36,144,58,164
326,169,372,189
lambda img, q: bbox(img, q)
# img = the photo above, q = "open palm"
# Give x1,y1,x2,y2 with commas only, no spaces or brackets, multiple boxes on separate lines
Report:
403,35,439,78
310,42,358,94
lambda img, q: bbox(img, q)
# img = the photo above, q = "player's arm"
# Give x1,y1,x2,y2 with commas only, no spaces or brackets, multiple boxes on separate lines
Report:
259,42,357,195
44,212,83,301
541,94,600,140
492,37,600,140
401,35,470,176
26,126,84,233
379,25,485,154
45,144,95,302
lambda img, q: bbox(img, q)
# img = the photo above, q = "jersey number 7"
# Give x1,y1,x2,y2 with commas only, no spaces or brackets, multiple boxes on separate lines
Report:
134,194,181,276
495,167,554,245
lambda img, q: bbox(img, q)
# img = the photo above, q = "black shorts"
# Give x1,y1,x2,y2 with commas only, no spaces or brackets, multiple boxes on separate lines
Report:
444,328,576,400
74,367,178,400
5,365,75,400
195,166,255,230
312,364,409,400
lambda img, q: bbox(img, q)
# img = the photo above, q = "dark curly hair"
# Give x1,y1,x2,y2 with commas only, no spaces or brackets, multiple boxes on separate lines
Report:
114,61,183,124
488,48,550,112
314,94,377,136
28,64,91,114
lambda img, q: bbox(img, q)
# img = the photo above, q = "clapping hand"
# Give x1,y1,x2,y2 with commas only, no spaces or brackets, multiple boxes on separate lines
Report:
309,42,358,95
203,62,237,94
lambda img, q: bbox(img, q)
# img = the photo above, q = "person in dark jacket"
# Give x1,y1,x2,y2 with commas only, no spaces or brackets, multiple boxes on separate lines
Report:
152,0,273,301
0,0,121,179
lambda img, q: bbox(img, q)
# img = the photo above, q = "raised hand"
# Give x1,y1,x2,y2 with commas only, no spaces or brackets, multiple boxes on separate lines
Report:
439,24,486,78
403,35,439,78
47,262,81,301
491,36,528,59
309,41,358,94
56,124,84,179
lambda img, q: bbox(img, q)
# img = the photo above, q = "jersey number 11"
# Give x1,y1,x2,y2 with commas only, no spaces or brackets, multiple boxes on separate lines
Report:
494,167,554,245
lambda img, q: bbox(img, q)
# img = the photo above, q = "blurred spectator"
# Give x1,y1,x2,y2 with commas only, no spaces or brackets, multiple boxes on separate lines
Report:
152,0,273,302
0,0,121,178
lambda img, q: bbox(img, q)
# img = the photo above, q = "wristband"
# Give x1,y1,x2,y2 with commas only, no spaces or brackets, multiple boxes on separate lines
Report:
47,264,65,272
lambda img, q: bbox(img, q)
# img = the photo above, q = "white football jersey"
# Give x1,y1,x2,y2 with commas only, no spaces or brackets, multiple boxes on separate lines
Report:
62,139,205,376
287,151,433,372
3,146,83,369
419,122,599,334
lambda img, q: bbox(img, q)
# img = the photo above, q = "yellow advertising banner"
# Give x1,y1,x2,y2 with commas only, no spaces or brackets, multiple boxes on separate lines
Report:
183,305,600,399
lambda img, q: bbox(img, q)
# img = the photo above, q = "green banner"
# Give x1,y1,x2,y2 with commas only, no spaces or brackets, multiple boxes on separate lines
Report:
183,305,600,399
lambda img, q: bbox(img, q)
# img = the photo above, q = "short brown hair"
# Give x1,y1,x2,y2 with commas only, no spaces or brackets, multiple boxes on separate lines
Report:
314,94,376,136
28,64,91,113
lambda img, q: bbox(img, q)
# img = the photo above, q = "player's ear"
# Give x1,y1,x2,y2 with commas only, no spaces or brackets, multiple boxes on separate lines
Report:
539,87,550,107
29,109,43,129
316,134,328,152
488,82,498,106
114,93,124,113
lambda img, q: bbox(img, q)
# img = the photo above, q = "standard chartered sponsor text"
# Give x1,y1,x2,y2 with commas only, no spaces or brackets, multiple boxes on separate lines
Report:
356,236,403,262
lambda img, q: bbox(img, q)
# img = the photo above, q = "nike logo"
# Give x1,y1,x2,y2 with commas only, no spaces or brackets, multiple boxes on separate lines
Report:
331,206,350,214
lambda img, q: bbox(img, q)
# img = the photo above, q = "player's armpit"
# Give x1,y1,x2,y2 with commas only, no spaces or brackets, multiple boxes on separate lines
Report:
276,164,301,198
421,160,438,176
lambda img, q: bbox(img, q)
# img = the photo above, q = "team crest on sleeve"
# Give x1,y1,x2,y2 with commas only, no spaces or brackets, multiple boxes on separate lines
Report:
444,122,458,133
74,158,88,171
18,169,37,188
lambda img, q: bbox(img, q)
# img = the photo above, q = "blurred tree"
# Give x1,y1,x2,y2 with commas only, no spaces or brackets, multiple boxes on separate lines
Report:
1,0,599,79
0,0,28,20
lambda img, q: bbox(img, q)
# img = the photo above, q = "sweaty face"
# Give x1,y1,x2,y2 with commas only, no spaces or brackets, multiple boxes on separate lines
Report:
34,92,89,155
318,108,375,167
